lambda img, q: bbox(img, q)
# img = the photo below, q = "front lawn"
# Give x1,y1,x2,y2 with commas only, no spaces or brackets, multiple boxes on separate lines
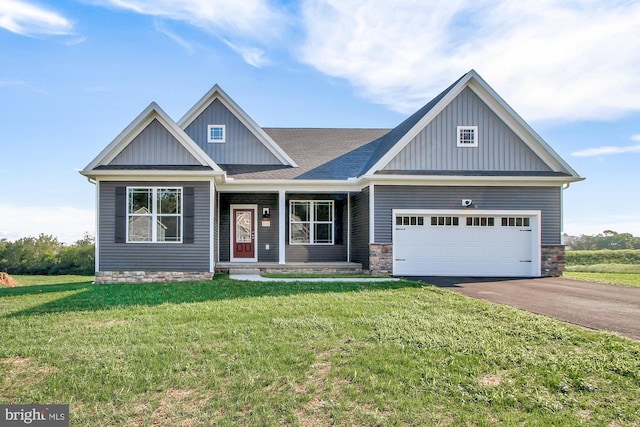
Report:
1,276,639,425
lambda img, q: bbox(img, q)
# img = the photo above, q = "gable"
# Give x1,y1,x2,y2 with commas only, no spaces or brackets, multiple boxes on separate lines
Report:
383,87,552,172
183,99,283,165
109,119,202,166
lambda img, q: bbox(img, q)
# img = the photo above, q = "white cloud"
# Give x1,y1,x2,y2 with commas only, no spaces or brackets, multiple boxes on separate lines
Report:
571,144,640,157
0,0,73,36
632,134,640,142
0,204,94,244
93,0,286,66
298,0,640,122
224,39,269,68
154,19,194,53
94,0,285,39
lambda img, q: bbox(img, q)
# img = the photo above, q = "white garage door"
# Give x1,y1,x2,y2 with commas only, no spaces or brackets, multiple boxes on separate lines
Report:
393,210,541,277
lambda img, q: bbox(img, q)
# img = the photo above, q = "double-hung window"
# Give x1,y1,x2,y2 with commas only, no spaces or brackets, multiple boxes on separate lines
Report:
289,200,334,245
127,187,182,243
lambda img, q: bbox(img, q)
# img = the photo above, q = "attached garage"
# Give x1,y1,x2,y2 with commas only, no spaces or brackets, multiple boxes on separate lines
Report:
393,210,541,277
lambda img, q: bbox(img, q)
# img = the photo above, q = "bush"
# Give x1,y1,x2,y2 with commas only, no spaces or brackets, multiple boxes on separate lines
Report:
0,234,94,275
566,249,640,266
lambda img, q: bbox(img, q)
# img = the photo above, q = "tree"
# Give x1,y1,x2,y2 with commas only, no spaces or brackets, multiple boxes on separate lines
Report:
564,231,640,250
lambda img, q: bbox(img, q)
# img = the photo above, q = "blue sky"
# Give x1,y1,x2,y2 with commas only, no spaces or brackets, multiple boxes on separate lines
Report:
1,0,639,243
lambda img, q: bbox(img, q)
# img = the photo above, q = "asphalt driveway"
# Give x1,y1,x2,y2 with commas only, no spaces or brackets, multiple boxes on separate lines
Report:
410,276,640,341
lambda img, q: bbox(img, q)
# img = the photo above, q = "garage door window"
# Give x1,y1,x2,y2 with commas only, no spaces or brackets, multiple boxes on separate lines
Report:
396,215,425,226
466,216,495,227
501,217,530,227
431,216,459,226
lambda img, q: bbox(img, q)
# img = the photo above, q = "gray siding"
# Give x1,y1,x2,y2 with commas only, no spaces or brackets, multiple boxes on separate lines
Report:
373,185,561,245
349,188,370,269
285,193,347,262
184,99,282,165
99,181,210,271
219,193,279,263
384,87,551,172
109,119,201,166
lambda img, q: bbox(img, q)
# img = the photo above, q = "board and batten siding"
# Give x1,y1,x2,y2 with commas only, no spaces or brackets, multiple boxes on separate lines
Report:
98,181,211,271
349,188,370,269
109,119,201,166
184,99,282,165
219,193,280,263
373,186,562,245
384,87,551,172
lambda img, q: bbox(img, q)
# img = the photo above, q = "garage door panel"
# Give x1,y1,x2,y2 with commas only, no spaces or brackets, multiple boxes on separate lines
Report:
393,212,539,277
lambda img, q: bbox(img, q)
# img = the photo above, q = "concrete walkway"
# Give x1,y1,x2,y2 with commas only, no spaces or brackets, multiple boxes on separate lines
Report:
229,269,399,283
414,276,640,341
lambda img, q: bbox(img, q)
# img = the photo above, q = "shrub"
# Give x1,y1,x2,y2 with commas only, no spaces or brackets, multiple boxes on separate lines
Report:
566,249,640,266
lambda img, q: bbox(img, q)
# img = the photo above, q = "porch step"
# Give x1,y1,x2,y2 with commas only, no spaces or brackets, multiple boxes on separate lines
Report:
228,268,261,276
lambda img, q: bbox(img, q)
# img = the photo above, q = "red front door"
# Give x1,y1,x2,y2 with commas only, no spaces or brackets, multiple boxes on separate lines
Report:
233,208,255,259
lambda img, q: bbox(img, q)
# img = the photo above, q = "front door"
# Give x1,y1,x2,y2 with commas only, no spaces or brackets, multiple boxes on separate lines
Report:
232,206,256,261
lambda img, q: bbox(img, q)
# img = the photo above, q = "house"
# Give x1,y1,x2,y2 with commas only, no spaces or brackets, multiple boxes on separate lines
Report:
81,70,583,284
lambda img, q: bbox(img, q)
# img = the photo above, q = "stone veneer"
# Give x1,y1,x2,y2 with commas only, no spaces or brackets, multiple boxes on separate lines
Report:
95,271,213,284
541,245,565,277
369,243,393,276
369,243,565,277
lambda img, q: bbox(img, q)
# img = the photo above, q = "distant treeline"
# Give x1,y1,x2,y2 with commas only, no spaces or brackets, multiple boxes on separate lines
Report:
0,234,94,275
564,230,640,251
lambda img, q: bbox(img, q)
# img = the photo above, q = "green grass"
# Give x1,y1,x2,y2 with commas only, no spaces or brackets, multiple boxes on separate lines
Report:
10,275,94,286
1,276,639,426
564,272,640,288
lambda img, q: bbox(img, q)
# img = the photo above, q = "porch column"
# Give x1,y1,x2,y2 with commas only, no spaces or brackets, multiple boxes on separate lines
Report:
279,190,286,264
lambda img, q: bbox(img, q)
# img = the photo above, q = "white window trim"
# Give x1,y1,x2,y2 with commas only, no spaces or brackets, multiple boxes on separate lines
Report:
289,200,334,245
207,124,226,143
457,125,478,147
126,186,183,244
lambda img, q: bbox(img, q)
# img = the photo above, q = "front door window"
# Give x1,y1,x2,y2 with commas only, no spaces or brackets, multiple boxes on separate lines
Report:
233,208,255,260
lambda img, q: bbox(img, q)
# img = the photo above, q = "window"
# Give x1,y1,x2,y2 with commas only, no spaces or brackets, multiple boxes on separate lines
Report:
466,216,495,227
501,217,530,227
396,216,425,226
207,125,226,143
290,200,334,244
457,125,478,147
431,216,459,226
127,187,182,243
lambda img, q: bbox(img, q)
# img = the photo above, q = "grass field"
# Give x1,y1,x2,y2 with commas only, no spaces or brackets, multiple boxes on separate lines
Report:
1,275,639,425
564,261,640,288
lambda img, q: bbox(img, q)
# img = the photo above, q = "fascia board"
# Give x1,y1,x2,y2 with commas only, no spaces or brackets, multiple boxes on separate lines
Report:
216,180,363,193
89,172,223,182
362,73,474,176
364,174,584,187
83,102,223,172
465,75,581,178
177,84,298,167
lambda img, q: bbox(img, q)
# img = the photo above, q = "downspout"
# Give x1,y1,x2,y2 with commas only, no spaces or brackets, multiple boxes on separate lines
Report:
560,182,570,244
86,177,99,279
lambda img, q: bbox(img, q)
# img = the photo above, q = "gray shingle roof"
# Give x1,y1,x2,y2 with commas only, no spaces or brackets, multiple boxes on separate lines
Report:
221,128,390,180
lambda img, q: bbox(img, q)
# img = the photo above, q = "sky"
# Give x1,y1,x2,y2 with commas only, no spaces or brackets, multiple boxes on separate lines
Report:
1,0,639,243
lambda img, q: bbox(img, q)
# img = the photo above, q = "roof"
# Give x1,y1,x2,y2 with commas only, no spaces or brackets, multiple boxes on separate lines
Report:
221,128,390,180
